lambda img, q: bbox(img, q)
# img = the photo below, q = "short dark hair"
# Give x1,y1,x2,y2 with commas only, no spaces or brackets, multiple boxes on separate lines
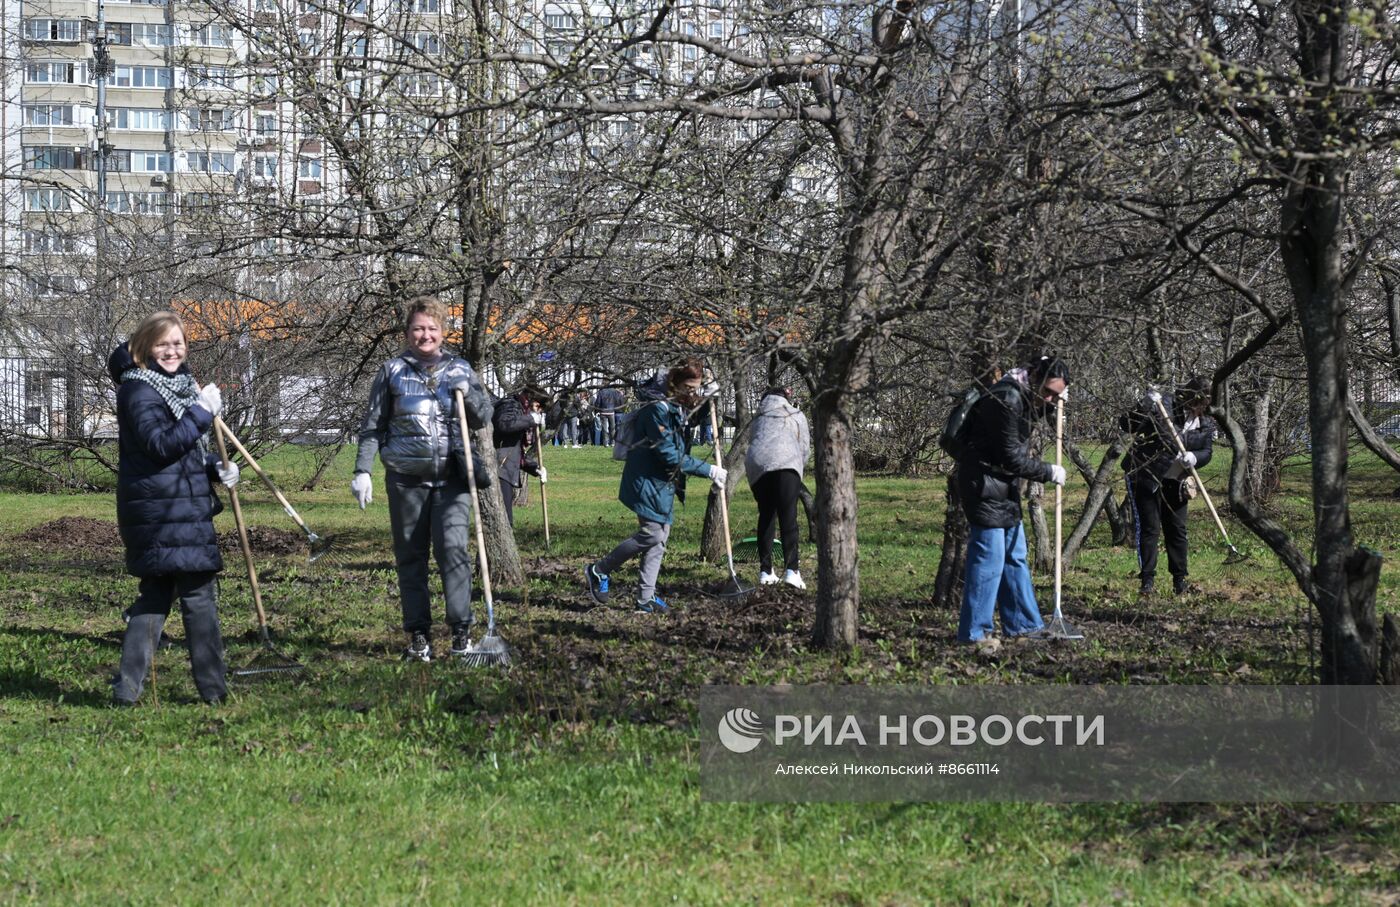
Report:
1178,375,1212,408
763,385,792,402
1029,355,1071,386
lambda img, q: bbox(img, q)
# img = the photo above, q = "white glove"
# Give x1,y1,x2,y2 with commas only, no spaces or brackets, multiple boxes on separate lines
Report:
216,461,239,489
1057,388,1070,404
537,466,548,484
709,464,728,488
532,411,546,427
1176,451,1197,468
351,472,373,509
1048,464,1067,486
1146,390,1162,404
701,380,720,399
197,384,223,418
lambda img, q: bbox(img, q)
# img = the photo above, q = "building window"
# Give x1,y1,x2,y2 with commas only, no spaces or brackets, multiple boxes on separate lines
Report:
298,157,322,179
109,65,172,88
184,108,237,131
25,274,80,297
23,104,77,126
24,188,71,211
22,230,80,254
191,23,234,46
22,19,82,42
410,31,441,54
126,150,173,172
105,191,169,214
23,146,85,170
26,61,86,83
544,13,573,29
187,66,235,90
109,108,170,130
252,155,278,178
187,151,237,173
131,22,173,45
255,113,278,136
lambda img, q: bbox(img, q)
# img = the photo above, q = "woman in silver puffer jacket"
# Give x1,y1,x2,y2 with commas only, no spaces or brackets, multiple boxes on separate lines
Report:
352,297,494,662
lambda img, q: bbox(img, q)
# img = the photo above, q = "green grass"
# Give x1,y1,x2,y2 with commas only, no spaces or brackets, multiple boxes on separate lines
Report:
2,442,1400,903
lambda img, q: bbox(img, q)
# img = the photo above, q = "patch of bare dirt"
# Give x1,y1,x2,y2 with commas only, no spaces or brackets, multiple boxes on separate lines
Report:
18,517,121,548
218,526,305,556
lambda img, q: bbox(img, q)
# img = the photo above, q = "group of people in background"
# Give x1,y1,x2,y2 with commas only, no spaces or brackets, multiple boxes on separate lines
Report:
104,301,1213,699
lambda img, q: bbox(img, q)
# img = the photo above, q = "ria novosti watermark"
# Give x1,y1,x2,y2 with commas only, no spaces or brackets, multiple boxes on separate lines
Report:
701,686,1400,803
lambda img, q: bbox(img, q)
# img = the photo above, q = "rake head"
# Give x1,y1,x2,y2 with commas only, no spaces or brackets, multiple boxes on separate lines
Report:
1042,613,1085,641
306,531,339,566
1223,544,1251,566
231,645,307,679
458,631,511,668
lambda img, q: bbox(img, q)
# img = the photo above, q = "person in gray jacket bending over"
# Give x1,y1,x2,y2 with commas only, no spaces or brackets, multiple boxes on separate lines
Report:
744,386,812,589
351,296,494,662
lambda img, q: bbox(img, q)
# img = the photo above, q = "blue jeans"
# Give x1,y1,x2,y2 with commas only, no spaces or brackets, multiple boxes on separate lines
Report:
957,522,1044,642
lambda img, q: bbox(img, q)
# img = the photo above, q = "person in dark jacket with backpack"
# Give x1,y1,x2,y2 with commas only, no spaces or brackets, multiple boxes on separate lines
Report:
1120,376,1215,598
351,297,494,663
955,355,1070,648
584,362,726,613
109,310,240,706
493,385,548,526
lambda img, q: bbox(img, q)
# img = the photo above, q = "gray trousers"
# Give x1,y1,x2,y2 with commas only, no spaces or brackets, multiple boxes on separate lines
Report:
386,474,474,632
597,518,671,603
114,571,226,703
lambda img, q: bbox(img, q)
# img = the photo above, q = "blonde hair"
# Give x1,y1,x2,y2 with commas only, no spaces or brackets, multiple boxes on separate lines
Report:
128,311,187,369
403,296,451,334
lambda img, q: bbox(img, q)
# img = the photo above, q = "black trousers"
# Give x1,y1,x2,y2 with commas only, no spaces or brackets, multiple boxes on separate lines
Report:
501,480,518,526
752,469,801,573
1128,474,1190,586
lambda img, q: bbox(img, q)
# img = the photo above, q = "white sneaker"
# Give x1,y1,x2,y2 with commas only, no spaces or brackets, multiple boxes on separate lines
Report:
783,570,806,590
759,571,780,586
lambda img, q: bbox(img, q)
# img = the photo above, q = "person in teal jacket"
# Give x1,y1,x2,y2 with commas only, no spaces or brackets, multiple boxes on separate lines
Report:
584,361,726,612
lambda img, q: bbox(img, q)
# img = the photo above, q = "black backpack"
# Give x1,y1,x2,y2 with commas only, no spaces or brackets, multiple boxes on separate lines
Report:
939,386,984,459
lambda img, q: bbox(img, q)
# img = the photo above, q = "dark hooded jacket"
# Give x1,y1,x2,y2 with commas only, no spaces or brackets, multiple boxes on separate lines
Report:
1120,393,1215,486
492,394,540,488
618,373,710,524
955,374,1055,529
107,342,224,577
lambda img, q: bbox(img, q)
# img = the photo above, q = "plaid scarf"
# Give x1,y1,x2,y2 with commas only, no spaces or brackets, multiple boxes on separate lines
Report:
121,367,210,461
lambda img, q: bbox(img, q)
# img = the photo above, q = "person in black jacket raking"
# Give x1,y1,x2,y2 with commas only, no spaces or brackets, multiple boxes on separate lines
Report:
493,384,549,526
1120,376,1215,598
108,310,241,706
954,355,1071,647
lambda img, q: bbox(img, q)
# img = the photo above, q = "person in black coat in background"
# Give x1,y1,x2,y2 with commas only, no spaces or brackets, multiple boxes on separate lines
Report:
108,310,240,706
1120,376,1215,598
493,385,549,525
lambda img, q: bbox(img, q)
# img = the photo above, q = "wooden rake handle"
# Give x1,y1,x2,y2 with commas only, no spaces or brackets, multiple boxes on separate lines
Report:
454,390,495,615
534,429,551,548
214,417,314,537
1149,395,1235,547
709,403,737,568
213,421,268,633
1054,398,1063,612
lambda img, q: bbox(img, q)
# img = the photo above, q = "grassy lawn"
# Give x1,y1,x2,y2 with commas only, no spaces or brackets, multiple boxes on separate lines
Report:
1,442,1399,904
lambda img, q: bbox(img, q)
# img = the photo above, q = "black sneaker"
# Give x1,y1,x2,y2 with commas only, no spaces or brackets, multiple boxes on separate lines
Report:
403,631,432,663
1138,581,1156,601
584,563,611,604
449,625,473,657
1174,579,1202,596
634,595,669,614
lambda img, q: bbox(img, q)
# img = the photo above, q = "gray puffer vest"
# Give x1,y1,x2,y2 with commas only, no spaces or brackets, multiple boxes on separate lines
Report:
377,355,481,480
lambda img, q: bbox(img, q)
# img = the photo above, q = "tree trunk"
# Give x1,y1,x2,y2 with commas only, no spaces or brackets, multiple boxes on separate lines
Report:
1246,378,1273,502
932,471,967,609
798,482,817,541
1278,22,1378,684
1066,439,1126,544
1026,479,1052,573
1063,436,1129,565
812,396,859,650
1347,397,1400,477
472,424,524,588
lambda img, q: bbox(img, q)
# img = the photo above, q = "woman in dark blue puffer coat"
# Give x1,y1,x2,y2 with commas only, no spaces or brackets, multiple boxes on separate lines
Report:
108,310,239,706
